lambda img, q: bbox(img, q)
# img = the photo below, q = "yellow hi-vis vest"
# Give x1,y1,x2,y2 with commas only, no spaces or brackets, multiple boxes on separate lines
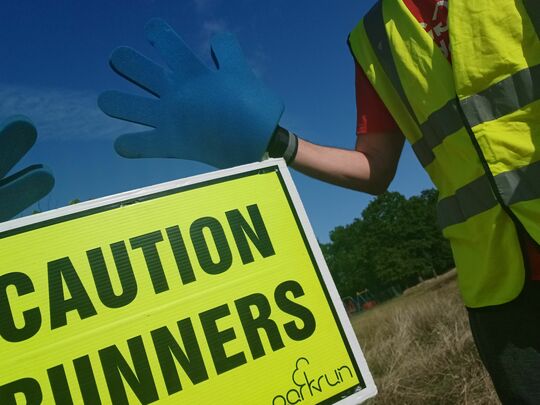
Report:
349,0,540,308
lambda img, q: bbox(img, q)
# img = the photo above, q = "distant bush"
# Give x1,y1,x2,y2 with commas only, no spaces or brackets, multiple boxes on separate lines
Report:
321,189,454,300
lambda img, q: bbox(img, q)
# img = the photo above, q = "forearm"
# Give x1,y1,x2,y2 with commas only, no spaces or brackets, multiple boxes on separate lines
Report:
291,138,382,193
267,127,404,195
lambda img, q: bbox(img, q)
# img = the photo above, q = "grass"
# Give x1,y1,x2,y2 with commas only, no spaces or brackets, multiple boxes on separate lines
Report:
350,270,500,404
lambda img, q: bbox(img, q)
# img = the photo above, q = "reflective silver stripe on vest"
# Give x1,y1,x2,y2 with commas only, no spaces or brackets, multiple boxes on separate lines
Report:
461,64,540,127
437,175,497,229
363,2,468,167
413,98,463,165
495,160,540,206
522,0,540,38
363,2,436,167
424,65,540,164
438,160,540,229
363,2,413,120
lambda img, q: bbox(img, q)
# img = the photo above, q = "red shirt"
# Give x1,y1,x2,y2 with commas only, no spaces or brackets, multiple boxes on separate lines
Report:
355,0,540,277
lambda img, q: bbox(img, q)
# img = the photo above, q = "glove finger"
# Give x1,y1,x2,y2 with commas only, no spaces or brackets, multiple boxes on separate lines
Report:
145,18,208,78
98,91,161,128
114,129,172,158
0,116,37,178
109,46,168,96
210,33,250,74
0,164,54,222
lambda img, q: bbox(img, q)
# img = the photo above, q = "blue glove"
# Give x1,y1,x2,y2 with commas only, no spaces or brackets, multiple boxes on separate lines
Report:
98,18,284,169
0,116,55,222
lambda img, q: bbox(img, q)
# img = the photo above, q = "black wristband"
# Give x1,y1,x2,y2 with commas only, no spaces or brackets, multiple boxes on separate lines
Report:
267,126,298,164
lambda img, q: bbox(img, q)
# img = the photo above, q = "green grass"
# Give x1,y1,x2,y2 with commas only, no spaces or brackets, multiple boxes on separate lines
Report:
351,271,500,404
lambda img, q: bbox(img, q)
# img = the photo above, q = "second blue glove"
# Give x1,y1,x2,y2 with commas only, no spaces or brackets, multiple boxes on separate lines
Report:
0,116,54,222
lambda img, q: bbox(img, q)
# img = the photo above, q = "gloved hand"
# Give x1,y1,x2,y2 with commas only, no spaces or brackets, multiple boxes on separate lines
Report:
98,18,284,169
0,116,55,222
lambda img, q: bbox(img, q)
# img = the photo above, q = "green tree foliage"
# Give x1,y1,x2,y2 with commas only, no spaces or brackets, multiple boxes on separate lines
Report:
322,189,454,299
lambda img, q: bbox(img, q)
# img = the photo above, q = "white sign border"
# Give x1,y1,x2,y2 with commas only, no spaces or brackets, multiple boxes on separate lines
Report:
275,160,377,404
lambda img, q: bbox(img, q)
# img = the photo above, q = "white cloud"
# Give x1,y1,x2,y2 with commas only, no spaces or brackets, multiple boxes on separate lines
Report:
0,84,144,141
193,0,220,13
202,19,228,37
196,20,264,78
189,0,263,77
246,47,268,78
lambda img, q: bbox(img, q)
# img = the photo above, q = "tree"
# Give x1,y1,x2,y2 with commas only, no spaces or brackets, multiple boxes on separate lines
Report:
322,189,454,300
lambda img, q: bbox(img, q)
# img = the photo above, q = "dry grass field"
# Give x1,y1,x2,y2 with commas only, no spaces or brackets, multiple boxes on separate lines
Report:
350,271,500,404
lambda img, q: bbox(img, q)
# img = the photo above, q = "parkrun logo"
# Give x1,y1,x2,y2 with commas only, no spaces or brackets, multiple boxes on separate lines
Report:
271,357,353,405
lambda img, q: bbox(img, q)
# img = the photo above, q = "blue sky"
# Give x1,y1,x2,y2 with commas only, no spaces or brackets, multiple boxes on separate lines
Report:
0,0,432,242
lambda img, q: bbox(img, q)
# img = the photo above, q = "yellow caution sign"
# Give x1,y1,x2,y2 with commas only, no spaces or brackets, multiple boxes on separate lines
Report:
0,160,376,404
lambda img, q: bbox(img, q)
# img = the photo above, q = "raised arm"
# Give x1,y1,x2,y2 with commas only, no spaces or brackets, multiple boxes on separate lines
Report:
99,18,404,193
283,130,404,195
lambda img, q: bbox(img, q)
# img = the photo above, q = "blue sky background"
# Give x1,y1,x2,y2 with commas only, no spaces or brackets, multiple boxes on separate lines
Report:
1,0,432,242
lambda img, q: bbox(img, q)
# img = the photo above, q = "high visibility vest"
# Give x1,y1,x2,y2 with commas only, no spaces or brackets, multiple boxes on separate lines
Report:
349,0,540,308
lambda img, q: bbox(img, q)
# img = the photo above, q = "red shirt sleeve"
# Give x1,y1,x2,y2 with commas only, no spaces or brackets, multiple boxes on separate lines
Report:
355,0,451,137
355,60,399,136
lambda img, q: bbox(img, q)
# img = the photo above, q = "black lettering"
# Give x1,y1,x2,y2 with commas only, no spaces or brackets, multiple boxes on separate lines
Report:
0,272,41,342
99,336,158,405
235,293,284,359
87,242,137,308
48,258,97,329
199,304,246,374
338,365,353,380
324,372,340,387
287,388,302,404
151,319,209,395
275,280,316,341
0,378,42,405
272,395,287,405
130,231,168,294
166,226,196,285
47,364,73,405
73,355,101,404
226,205,275,264
190,217,232,275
